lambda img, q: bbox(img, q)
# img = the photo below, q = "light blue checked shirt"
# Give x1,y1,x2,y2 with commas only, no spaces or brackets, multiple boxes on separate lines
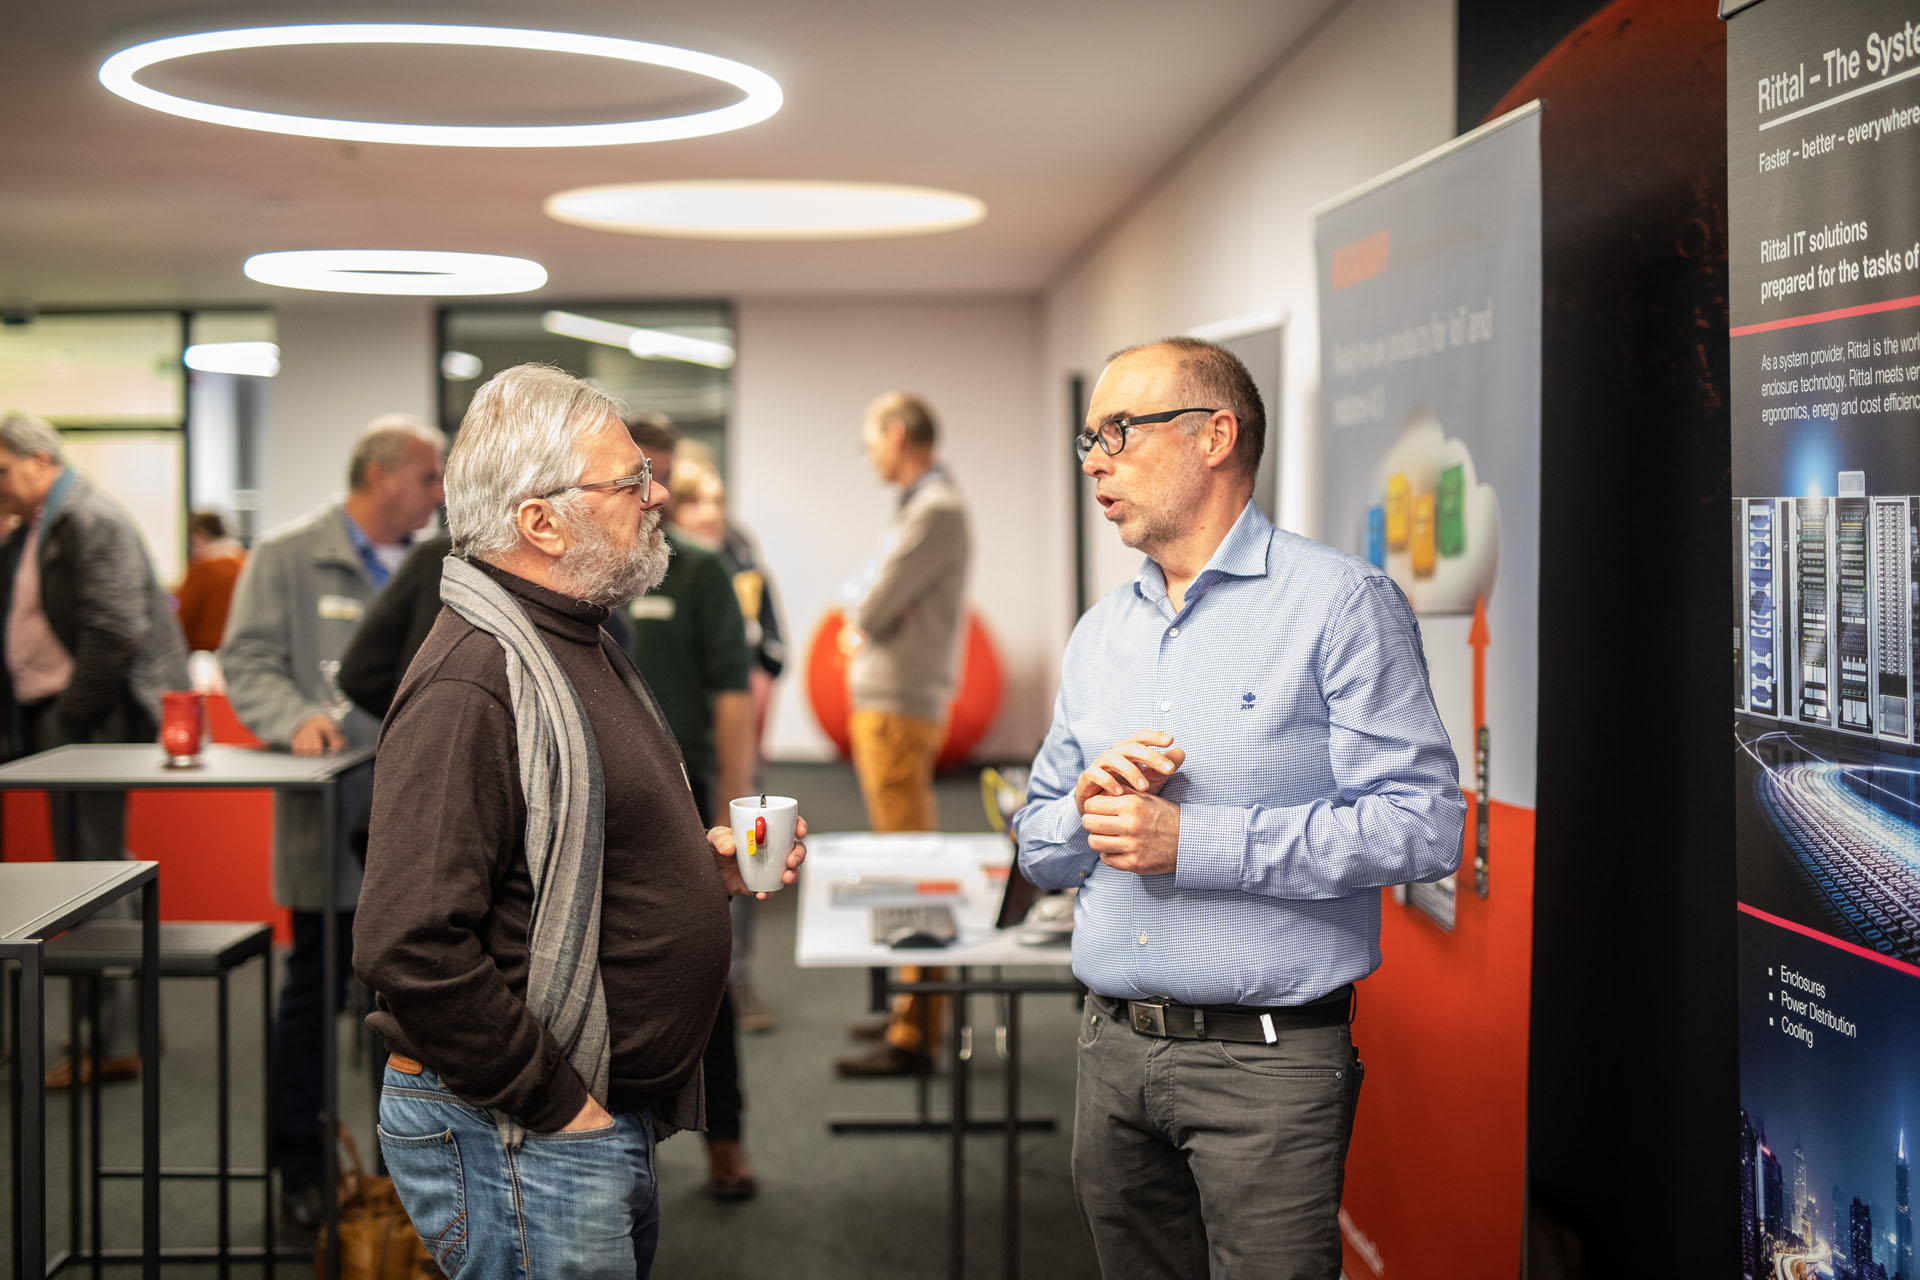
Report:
1016,501,1464,1007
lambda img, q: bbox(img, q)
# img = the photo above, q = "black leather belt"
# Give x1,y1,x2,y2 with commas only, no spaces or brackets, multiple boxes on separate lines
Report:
1093,987,1354,1043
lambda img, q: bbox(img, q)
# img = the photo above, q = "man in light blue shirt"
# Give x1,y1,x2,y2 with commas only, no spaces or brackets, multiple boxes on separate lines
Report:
1016,338,1463,1280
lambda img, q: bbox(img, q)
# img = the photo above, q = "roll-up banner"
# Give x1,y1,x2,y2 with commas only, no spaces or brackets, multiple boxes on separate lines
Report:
1725,0,1920,1276
1315,102,1541,1280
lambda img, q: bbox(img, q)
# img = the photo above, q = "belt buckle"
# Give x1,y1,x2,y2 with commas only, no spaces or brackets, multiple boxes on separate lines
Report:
1130,999,1168,1036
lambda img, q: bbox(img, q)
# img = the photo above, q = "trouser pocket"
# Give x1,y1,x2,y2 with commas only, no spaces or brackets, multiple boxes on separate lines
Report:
379,1093,471,1275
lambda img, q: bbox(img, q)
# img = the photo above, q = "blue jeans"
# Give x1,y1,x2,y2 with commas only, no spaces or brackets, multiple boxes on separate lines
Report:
377,1063,659,1279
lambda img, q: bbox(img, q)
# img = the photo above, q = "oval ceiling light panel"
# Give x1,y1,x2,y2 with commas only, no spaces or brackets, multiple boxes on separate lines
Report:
544,181,988,240
243,250,548,296
98,24,782,147
185,341,280,377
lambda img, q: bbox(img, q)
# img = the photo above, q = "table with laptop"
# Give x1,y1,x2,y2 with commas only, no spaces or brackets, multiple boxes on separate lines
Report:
794,830,1080,1280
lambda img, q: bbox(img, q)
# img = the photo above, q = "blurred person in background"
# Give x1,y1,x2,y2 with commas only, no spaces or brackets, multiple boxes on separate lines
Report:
835,391,971,1078
336,529,454,721
175,509,246,652
0,410,189,1086
624,414,761,1201
666,441,786,1034
220,412,445,1232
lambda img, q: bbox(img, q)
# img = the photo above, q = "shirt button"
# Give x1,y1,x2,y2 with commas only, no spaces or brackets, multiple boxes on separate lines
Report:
1168,626,1180,637
1159,701,1171,713
1138,933,1149,945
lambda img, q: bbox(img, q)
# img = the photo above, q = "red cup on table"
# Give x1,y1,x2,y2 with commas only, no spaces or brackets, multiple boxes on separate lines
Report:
159,690,205,766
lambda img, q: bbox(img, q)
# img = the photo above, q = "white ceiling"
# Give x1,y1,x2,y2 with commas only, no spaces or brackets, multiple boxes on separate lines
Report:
0,0,1339,307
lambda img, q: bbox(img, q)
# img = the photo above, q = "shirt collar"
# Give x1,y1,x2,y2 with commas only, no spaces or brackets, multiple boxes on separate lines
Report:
1133,499,1273,606
34,467,76,529
899,463,946,509
339,509,396,588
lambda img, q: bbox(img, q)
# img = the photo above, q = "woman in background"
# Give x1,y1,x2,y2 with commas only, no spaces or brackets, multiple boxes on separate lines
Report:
175,510,245,651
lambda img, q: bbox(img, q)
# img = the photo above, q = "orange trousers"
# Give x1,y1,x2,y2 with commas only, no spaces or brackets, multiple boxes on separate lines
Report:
848,708,947,1054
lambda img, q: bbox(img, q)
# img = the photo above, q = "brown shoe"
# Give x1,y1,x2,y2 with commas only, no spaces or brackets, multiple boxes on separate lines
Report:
705,1138,758,1202
44,1054,140,1090
846,1017,892,1042
835,1044,934,1078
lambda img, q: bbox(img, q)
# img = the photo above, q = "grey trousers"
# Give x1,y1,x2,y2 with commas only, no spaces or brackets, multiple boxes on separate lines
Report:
1071,996,1363,1280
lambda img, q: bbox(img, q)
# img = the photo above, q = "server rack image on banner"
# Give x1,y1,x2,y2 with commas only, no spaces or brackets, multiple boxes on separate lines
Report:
1836,473,1873,737
1794,496,1833,727
1728,0,1920,1271
1746,497,1783,719
1872,494,1911,742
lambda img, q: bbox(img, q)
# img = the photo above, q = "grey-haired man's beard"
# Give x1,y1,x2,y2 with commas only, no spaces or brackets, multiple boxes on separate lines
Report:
553,508,670,608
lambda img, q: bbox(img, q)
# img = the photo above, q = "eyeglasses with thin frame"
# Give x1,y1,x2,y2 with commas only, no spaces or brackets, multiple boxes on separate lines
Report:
533,455,652,503
1075,408,1217,461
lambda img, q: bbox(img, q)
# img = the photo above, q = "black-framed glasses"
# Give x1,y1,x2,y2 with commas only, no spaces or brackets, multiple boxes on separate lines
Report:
533,455,652,502
1075,408,1216,461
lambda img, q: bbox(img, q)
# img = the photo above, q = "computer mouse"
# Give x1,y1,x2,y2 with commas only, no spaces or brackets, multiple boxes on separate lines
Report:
887,928,950,950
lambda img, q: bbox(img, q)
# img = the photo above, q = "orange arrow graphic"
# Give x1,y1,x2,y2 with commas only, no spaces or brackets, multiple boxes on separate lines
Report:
1468,593,1491,898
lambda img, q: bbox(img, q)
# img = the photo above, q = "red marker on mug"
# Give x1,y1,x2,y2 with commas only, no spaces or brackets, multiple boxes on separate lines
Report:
754,815,767,849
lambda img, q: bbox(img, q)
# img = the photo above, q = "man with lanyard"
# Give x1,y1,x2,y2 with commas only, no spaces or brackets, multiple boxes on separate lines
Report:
220,412,446,1232
1016,338,1463,1279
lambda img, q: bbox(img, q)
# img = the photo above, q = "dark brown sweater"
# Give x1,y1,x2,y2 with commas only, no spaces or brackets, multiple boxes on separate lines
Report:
354,560,731,1133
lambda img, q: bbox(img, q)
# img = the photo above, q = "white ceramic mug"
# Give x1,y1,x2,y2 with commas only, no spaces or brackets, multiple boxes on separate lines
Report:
728,795,798,893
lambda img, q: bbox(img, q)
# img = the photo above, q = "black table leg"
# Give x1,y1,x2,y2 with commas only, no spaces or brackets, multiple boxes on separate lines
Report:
949,967,968,1280
89,976,103,1280
217,972,231,1279
319,778,339,1280
140,880,159,1280
261,941,276,1279
19,944,46,1279
66,975,80,1269
1004,992,1022,1280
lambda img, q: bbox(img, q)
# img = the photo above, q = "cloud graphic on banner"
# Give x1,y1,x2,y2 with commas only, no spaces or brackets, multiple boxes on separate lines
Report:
1368,405,1500,615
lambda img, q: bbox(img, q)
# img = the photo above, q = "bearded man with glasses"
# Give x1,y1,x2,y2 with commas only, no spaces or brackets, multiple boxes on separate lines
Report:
1017,337,1463,1280
353,364,805,1278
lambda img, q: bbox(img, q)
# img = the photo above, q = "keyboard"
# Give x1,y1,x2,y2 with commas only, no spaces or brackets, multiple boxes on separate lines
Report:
869,904,959,948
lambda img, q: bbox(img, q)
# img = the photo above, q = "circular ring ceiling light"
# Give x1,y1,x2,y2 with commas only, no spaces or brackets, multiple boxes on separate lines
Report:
242,250,548,296
98,24,782,147
544,180,987,240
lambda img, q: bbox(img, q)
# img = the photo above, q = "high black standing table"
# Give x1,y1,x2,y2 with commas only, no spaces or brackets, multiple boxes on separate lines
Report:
0,742,375,1279
3,859,160,1279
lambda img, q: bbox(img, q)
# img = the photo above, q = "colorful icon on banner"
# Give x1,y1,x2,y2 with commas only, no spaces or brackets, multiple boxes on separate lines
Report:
1385,473,1410,549
1437,463,1466,558
1411,493,1436,577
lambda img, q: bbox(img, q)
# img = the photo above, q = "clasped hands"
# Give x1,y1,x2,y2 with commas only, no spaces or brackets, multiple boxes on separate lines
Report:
1075,730,1184,875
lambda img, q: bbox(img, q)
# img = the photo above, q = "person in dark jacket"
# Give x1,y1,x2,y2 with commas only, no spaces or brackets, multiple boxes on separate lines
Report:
0,410,190,1086
337,532,453,719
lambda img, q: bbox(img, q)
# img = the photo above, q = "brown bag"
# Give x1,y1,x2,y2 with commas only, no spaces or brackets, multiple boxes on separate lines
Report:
317,1124,437,1280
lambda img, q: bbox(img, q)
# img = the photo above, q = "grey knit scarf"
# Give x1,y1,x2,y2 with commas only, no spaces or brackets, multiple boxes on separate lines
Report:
439,554,647,1147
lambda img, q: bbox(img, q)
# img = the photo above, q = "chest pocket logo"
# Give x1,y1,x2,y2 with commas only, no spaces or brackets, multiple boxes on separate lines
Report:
1240,692,1257,709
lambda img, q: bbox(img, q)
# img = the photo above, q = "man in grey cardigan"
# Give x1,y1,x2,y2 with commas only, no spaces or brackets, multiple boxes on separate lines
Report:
219,413,444,1230
836,390,972,1078
0,410,189,1086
